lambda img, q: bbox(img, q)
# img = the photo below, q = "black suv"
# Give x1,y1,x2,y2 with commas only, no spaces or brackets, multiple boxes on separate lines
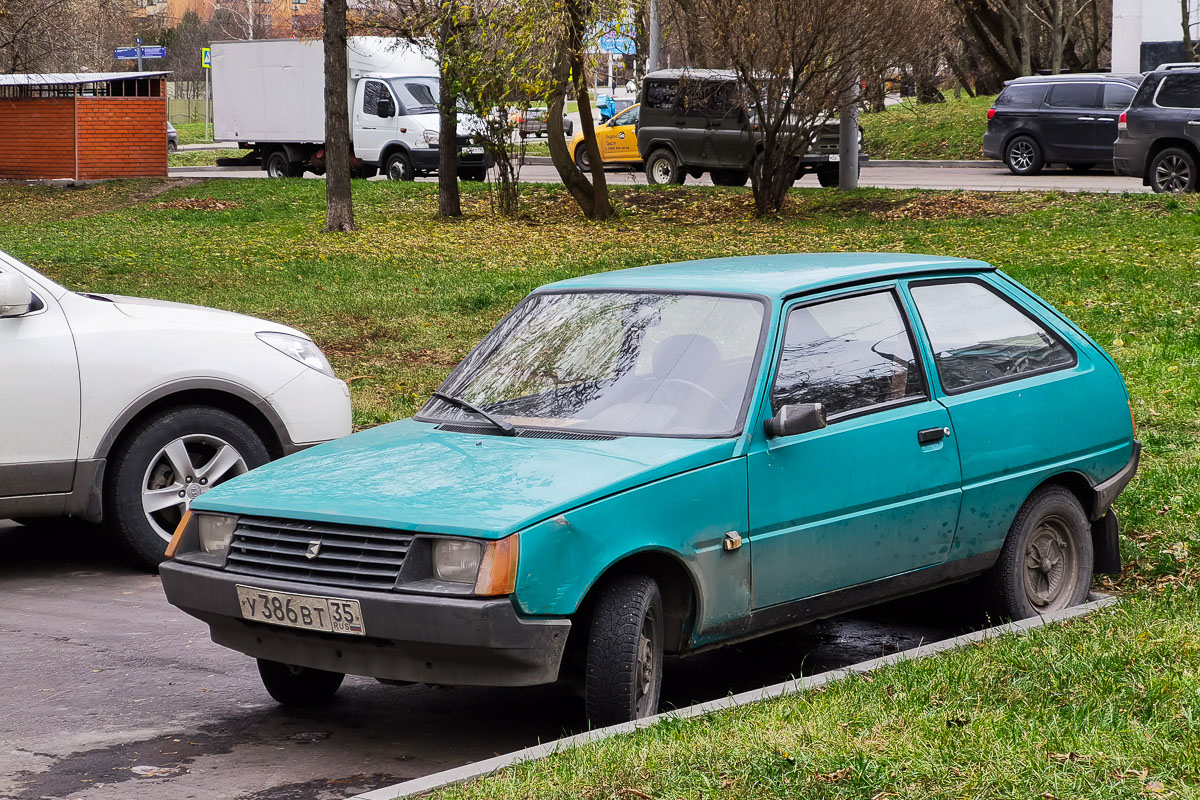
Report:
636,69,863,187
983,73,1142,175
1114,68,1200,193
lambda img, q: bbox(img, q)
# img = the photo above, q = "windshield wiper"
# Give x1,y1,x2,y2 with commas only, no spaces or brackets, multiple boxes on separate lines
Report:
431,391,516,436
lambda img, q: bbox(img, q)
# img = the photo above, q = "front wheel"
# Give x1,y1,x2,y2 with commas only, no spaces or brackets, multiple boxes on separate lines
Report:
1004,135,1044,176
645,149,684,185
574,144,591,170
257,659,344,706
385,151,414,182
985,486,1093,620
584,574,664,726
1149,147,1198,193
459,167,487,182
104,406,270,569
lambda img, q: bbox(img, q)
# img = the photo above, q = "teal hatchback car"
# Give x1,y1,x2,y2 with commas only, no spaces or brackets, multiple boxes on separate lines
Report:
160,253,1139,724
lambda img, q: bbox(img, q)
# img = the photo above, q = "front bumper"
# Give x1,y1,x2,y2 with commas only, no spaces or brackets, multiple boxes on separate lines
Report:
408,147,492,173
160,561,570,687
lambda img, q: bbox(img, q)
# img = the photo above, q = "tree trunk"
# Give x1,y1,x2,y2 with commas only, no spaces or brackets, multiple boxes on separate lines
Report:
1185,0,1198,61
323,0,354,233
546,81,598,218
571,52,614,220
437,14,462,218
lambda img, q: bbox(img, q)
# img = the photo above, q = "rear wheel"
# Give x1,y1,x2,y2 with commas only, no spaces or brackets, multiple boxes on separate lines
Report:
574,144,591,170
1149,147,1198,193
986,485,1093,620
264,150,300,178
459,167,487,182
257,659,344,706
104,406,269,569
584,574,664,726
1004,135,1044,176
645,149,684,185
385,151,414,182
816,167,840,187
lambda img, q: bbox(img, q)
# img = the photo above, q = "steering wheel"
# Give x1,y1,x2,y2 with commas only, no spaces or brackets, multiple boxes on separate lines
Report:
659,378,737,420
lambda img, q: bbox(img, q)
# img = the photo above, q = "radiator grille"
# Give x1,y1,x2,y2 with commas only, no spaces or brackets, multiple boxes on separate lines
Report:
224,517,413,591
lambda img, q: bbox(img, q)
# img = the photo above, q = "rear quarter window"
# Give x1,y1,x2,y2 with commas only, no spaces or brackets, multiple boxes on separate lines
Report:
1046,82,1099,109
1156,74,1200,108
995,84,1048,108
644,81,678,111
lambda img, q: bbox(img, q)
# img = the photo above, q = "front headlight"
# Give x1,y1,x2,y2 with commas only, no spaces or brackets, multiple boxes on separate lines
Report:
433,539,482,583
198,513,239,554
423,129,440,147
257,332,335,378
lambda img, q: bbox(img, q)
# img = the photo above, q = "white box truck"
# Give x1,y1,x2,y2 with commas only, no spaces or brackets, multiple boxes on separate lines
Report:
212,37,488,181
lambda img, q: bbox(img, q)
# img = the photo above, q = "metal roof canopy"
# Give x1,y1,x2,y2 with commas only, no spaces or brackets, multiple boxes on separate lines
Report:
0,71,169,86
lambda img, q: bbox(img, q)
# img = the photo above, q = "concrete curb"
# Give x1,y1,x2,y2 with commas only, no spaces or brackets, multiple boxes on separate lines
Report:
349,593,1118,800
513,157,996,169
178,142,240,151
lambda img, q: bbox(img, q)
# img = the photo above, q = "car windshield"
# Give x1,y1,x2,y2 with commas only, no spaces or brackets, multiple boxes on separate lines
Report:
390,77,439,113
420,292,766,436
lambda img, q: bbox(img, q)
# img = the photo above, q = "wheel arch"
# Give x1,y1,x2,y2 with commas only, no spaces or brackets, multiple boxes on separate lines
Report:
1024,470,1121,573
1001,129,1042,159
642,140,682,165
572,547,700,654
95,379,290,466
1145,138,1200,181
379,141,414,166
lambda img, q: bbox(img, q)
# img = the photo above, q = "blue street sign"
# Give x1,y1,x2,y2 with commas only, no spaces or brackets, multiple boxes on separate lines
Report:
113,47,139,59
141,46,166,59
595,21,636,55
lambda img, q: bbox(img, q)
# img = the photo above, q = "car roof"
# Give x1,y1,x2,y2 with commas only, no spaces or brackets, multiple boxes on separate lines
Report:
644,68,737,82
539,253,993,300
1006,72,1143,85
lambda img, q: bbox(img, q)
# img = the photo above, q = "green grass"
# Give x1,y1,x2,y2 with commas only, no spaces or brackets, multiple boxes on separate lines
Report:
863,94,995,161
168,148,247,167
2,179,1197,797
172,120,215,145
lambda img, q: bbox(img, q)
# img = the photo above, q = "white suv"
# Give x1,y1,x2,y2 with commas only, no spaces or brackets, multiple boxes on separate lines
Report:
0,250,352,568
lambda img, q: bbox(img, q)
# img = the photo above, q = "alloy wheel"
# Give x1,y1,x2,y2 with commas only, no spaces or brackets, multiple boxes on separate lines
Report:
1009,140,1035,172
141,434,248,542
1155,155,1192,193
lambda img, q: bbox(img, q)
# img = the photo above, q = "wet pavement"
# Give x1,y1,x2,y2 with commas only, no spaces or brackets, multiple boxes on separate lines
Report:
0,519,994,800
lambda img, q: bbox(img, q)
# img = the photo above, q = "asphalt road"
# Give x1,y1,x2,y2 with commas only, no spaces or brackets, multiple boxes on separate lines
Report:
2,518,999,800
167,161,1151,193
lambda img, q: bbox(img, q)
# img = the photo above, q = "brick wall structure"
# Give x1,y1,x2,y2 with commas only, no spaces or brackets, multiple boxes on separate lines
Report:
0,79,168,180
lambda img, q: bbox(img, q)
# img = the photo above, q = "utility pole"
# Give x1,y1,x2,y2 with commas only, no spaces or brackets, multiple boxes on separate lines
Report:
838,80,859,190
136,36,143,72
647,0,660,72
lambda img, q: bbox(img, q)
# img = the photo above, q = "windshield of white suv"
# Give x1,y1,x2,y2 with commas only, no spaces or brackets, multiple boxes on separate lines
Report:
419,292,767,437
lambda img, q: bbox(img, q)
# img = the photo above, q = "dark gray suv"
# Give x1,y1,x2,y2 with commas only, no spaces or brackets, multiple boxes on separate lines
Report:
983,74,1142,175
636,69,862,187
1113,68,1200,193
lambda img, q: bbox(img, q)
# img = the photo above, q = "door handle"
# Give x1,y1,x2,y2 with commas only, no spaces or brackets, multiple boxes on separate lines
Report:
918,427,951,445
1076,116,1096,122
1187,120,1200,126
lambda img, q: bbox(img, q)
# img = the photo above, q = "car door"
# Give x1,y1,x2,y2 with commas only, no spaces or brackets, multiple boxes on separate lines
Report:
353,79,397,164
746,287,962,609
1153,73,1200,148
606,104,640,161
672,77,710,165
905,277,1088,559
702,83,752,168
1097,82,1137,154
0,265,81,497
1040,82,1102,162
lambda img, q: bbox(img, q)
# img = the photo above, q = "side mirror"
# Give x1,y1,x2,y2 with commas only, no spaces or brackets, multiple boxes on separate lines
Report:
0,272,33,318
376,97,395,118
764,402,826,438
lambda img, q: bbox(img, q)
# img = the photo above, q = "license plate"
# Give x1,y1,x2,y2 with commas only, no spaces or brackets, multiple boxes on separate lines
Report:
460,146,483,155
236,585,365,636
827,153,841,162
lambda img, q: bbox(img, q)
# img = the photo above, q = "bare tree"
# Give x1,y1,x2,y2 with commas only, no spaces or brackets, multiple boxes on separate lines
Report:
0,0,137,73
1184,0,1200,61
668,0,889,214
209,0,291,40
324,0,355,232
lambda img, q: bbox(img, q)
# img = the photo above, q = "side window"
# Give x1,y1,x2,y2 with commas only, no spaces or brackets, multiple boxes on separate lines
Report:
1102,83,1136,110
909,280,1075,393
644,80,677,111
771,291,926,420
1046,83,1099,109
995,84,1048,107
362,80,384,115
1156,74,1200,108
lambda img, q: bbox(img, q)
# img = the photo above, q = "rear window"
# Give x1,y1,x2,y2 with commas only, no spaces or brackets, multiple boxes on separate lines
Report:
996,83,1048,108
1103,83,1137,110
1046,83,1099,109
1156,74,1200,108
644,80,678,111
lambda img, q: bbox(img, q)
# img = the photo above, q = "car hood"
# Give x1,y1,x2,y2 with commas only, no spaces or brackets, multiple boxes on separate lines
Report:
94,294,301,336
193,419,739,537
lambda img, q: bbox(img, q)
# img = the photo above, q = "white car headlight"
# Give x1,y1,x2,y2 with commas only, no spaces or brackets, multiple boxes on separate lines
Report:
432,539,482,583
198,513,239,554
423,129,439,147
257,332,335,378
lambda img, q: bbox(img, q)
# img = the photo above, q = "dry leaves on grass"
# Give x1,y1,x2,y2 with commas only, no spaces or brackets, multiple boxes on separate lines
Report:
153,197,244,211
875,194,1020,221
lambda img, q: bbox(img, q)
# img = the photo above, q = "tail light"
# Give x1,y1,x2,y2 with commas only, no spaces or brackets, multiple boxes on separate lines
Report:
987,108,996,120
1118,111,1127,131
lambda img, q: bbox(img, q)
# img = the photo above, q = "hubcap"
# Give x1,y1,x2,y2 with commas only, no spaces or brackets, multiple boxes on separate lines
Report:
634,608,658,716
1156,155,1191,193
1009,141,1034,171
1022,515,1078,611
388,160,407,181
141,434,247,542
652,158,671,183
